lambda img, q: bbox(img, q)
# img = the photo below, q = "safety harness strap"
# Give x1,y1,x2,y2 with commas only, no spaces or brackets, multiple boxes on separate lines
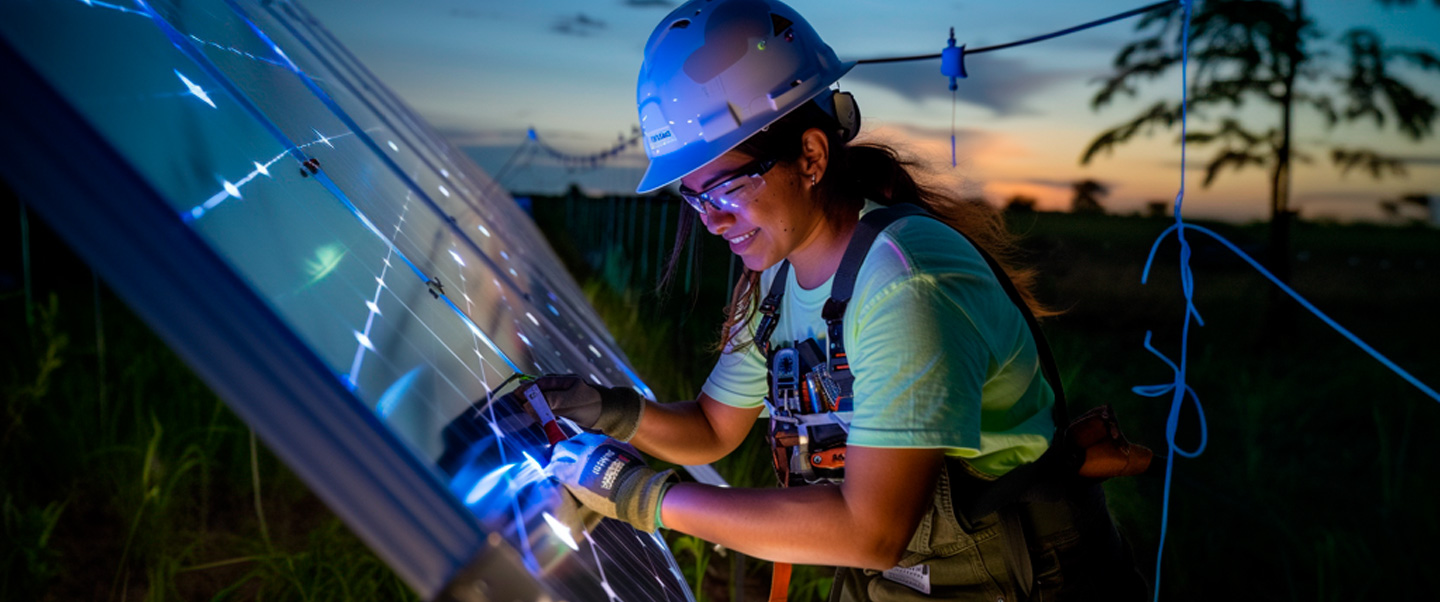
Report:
831,203,1075,521
755,261,790,357
836,203,1068,423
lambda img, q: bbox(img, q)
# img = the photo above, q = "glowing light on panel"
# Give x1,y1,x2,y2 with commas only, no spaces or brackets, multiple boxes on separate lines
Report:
477,225,491,237
354,331,374,351
304,244,346,286
314,129,334,148
543,512,579,551
526,312,539,326
547,303,558,316
449,249,465,266
518,333,532,347
588,344,602,358
348,203,410,387
464,463,518,505
174,70,216,108
522,451,544,473
500,250,509,261
186,34,288,69
183,131,353,221
440,168,450,178
388,140,399,152
438,185,451,198
583,527,625,602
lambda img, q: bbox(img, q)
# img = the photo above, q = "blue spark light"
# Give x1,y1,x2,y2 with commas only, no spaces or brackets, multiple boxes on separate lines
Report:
544,512,579,551
464,463,519,505
174,70,216,108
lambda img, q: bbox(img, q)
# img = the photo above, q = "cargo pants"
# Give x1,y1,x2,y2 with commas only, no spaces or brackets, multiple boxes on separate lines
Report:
828,460,1149,602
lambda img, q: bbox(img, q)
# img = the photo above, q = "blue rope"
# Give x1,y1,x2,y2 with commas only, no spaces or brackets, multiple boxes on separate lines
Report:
1137,2,1438,598
1142,2,1194,598
1141,223,1440,405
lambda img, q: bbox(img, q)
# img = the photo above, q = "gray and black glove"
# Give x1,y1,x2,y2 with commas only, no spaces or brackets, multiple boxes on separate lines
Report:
532,375,645,442
546,433,677,533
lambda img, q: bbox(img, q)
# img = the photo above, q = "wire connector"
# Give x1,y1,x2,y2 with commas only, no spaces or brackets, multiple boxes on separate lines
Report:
940,28,966,91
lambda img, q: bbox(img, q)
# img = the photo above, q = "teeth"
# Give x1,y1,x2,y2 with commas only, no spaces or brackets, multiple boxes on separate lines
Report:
728,229,757,244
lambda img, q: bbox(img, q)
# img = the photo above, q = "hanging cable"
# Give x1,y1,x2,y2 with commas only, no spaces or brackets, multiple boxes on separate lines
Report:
528,126,642,167
853,0,1180,65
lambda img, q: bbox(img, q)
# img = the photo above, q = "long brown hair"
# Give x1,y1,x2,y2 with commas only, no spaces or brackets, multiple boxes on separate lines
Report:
660,100,1056,353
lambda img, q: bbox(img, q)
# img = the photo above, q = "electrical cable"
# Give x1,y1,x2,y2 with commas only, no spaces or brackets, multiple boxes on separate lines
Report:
853,0,1179,65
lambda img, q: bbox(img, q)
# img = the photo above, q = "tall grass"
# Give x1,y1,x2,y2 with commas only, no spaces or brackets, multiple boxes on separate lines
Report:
0,201,415,600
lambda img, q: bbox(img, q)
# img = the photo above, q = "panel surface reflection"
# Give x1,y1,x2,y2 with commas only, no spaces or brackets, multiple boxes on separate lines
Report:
0,1,688,599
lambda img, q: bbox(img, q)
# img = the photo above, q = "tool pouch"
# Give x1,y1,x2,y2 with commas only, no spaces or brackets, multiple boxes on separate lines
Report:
1065,405,1152,479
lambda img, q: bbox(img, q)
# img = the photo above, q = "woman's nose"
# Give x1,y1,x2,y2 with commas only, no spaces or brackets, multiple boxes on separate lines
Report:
703,208,736,236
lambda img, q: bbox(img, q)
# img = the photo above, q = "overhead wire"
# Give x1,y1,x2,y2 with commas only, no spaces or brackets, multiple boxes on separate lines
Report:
853,0,1180,65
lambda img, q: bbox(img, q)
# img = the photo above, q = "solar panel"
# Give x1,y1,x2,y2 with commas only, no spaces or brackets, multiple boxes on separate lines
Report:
0,1,691,599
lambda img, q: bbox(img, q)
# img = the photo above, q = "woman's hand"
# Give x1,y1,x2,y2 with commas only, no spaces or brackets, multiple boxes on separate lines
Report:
659,445,945,570
546,433,678,533
530,375,645,442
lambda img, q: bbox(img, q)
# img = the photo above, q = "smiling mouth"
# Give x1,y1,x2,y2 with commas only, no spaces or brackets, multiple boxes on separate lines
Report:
727,229,758,245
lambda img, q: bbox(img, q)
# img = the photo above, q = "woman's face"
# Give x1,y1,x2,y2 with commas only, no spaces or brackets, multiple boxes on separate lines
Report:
679,150,822,272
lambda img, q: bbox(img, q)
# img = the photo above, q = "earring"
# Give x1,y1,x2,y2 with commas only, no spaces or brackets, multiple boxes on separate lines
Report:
810,174,817,186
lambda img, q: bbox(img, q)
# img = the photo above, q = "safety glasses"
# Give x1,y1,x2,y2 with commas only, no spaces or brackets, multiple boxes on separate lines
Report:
677,158,776,216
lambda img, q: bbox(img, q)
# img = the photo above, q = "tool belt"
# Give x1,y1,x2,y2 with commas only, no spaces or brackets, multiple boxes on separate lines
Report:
765,338,852,487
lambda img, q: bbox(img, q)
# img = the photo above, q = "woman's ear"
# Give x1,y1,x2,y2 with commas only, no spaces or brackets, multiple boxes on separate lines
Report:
798,128,830,183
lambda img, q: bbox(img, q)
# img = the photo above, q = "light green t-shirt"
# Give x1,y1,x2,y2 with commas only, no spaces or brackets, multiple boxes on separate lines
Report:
701,202,1054,476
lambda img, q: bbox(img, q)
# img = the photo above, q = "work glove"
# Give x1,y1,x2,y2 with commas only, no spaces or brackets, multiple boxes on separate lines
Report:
546,432,677,534
531,375,645,442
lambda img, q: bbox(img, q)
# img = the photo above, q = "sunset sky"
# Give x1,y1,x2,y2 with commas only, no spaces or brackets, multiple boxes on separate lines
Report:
304,0,1440,223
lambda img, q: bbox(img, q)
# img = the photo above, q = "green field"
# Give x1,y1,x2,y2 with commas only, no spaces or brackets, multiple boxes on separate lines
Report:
4,187,1437,600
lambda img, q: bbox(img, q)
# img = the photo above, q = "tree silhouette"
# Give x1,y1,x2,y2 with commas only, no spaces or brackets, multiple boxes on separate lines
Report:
1081,0,1439,284
1004,194,1039,213
1070,179,1110,213
1379,192,1434,223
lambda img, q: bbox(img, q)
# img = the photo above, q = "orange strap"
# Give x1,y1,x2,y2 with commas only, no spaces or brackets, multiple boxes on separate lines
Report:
769,562,792,602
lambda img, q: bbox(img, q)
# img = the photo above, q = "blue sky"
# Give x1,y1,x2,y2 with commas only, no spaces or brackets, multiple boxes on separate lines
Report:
305,0,1440,222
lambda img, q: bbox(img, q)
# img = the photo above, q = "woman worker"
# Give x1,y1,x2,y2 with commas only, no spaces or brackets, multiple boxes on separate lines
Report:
538,0,1146,599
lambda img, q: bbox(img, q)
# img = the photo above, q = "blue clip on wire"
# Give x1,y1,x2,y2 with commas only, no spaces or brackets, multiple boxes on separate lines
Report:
941,28,966,167
940,28,966,90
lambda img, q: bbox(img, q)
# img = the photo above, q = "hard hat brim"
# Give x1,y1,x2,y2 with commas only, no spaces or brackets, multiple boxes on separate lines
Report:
634,61,855,194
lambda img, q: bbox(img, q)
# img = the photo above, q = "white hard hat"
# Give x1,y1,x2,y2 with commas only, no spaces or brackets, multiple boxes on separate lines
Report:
635,0,855,193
